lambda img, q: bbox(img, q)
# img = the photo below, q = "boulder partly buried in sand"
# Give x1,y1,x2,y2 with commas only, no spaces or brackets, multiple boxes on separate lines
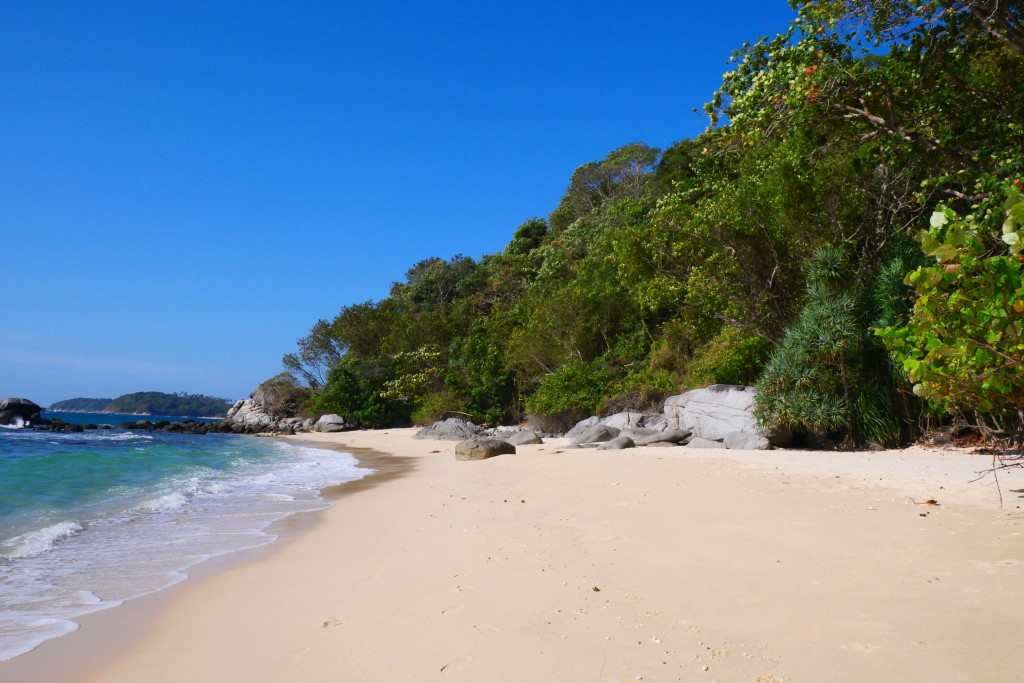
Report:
686,437,726,449
505,429,543,446
723,430,771,450
454,438,516,461
570,424,620,446
632,428,691,446
597,435,635,450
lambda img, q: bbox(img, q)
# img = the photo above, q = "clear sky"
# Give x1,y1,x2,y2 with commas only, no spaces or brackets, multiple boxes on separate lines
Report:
1,2,795,406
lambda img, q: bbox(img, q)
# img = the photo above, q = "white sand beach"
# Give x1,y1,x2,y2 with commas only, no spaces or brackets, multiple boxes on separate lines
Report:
5,429,1024,682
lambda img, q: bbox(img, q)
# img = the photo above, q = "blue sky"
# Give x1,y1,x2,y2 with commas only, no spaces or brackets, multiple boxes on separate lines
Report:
1,2,795,405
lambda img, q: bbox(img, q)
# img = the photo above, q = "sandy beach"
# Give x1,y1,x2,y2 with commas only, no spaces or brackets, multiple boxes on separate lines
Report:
5,429,1024,682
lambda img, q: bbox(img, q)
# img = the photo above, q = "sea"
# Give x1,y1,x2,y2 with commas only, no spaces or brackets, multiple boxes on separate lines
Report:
0,411,370,661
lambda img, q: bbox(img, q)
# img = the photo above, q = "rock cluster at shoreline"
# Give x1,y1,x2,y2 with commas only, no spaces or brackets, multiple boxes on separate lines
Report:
0,398,42,427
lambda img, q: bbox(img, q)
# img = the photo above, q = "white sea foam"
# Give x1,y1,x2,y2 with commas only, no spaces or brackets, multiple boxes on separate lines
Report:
134,491,189,513
0,440,372,661
1,521,84,559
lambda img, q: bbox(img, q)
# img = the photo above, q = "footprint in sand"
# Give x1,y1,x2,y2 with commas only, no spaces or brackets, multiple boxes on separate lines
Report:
974,559,1022,575
843,642,880,654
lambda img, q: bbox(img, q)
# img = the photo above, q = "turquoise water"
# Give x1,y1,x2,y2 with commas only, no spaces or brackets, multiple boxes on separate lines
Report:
0,421,369,660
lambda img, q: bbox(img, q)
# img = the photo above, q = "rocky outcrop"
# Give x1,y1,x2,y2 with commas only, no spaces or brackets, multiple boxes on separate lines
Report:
664,385,759,440
601,411,647,430
251,373,311,420
225,398,277,430
454,438,516,461
315,414,347,433
416,417,483,441
664,384,789,449
0,398,42,426
563,411,667,441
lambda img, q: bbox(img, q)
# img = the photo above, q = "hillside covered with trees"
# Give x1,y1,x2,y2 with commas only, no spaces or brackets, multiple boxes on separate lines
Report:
51,392,232,417
282,0,1024,447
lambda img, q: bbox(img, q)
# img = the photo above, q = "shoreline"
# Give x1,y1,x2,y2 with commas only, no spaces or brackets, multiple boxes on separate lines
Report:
0,436,404,682
4,430,1024,681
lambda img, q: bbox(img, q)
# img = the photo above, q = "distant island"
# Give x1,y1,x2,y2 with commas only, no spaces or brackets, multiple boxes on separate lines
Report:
50,392,232,417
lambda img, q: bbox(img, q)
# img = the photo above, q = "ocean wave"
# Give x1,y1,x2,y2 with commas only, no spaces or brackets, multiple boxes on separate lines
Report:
132,477,202,513
0,440,371,661
93,431,154,441
133,492,189,513
1,521,84,559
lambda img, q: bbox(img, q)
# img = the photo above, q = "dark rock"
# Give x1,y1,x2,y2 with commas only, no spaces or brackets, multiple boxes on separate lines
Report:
632,428,691,446
565,416,601,441
505,429,543,446
0,398,42,426
454,438,516,461
570,424,620,446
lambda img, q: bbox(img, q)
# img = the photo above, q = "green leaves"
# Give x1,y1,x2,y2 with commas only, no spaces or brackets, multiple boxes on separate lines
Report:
877,184,1024,416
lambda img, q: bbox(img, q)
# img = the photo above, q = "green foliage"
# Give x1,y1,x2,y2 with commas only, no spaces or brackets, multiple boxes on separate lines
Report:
686,327,772,387
282,1,1023,441
755,248,902,445
524,360,614,418
51,392,233,417
410,388,465,426
877,184,1024,415
312,360,408,429
253,372,311,418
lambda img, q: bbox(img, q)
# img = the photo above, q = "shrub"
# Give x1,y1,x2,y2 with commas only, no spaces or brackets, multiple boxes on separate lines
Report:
410,389,466,426
524,359,614,418
312,360,409,429
685,326,771,387
755,247,902,446
877,184,1024,420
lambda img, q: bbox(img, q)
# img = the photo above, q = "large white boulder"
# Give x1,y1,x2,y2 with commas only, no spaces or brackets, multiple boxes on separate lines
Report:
601,411,647,430
225,398,276,429
664,384,791,449
315,414,347,433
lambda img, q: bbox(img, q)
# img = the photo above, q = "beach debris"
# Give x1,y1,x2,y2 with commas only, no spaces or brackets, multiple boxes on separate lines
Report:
910,498,941,506
592,586,601,592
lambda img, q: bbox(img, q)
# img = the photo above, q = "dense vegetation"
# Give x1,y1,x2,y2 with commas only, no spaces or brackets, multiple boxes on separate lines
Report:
51,392,232,417
283,0,1024,445
48,397,112,412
